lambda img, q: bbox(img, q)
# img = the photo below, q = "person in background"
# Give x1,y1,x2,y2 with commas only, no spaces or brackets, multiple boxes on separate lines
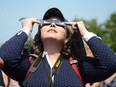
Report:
9,78,20,87
0,7,116,87
102,73,116,87
0,70,10,87
85,73,116,87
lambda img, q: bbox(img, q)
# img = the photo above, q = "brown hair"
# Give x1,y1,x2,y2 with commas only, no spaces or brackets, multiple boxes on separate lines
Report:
33,26,73,58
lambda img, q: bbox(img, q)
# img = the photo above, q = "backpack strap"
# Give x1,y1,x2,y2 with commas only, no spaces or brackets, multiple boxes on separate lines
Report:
69,57,85,87
24,53,42,80
22,53,43,86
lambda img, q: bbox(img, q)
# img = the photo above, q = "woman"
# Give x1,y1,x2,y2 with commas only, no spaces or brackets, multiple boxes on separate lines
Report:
0,7,116,87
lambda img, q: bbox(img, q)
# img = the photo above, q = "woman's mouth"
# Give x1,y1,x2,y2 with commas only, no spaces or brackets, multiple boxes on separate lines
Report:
47,29,57,33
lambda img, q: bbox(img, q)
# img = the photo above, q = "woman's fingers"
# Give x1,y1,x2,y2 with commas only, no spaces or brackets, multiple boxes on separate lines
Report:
21,18,41,32
66,22,78,32
66,22,76,28
76,21,89,36
21,18,41,24
66,21,89,36
31,18,41,24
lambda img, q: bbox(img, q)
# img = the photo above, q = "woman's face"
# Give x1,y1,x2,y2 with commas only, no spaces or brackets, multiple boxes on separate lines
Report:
40,18,67,44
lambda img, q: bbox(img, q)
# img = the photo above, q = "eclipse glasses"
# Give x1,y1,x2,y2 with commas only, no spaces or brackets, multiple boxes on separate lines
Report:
19,17,89,28
19,18,71,27
39,19,70,27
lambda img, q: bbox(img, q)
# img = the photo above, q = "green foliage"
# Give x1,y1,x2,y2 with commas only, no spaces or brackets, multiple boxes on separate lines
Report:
25,36,33,47
72,12,116,52
103,12,116,52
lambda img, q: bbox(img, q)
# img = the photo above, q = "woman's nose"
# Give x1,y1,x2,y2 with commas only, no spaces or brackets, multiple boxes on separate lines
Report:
50,22,56,27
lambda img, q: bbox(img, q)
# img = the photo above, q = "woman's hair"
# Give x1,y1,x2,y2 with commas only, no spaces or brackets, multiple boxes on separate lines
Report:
33,26,73,58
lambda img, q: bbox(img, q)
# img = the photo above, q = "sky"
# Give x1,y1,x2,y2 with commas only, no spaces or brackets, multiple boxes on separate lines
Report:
0,0,116,44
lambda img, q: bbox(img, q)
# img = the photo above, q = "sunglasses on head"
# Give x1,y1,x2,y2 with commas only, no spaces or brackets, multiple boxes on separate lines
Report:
39,19,67,27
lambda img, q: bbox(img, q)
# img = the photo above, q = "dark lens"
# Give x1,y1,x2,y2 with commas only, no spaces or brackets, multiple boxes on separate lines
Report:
41,20,51,27
41,19,66,28
56,22,66,28
56,24,64,28
54,20,65,28
42,23,51,26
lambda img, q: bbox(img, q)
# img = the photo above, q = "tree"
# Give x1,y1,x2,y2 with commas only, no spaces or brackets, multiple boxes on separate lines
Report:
103,12,116,52
25,36,33,47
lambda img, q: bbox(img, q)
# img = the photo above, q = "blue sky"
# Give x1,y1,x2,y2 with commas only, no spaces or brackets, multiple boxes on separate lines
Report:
0,0,116,44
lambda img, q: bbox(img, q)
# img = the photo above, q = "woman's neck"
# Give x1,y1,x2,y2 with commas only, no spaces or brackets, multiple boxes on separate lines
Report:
43,42,62,65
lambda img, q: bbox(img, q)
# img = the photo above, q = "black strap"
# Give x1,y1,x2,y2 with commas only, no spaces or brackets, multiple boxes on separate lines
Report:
30,53,43,72
43,59,53,87
52,55,63,75
22,53,43,86
43,54,63,87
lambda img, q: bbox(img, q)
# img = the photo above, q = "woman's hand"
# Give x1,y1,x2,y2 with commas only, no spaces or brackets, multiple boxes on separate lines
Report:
21,18,41,32
66,21,89,36
0,58,4,68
